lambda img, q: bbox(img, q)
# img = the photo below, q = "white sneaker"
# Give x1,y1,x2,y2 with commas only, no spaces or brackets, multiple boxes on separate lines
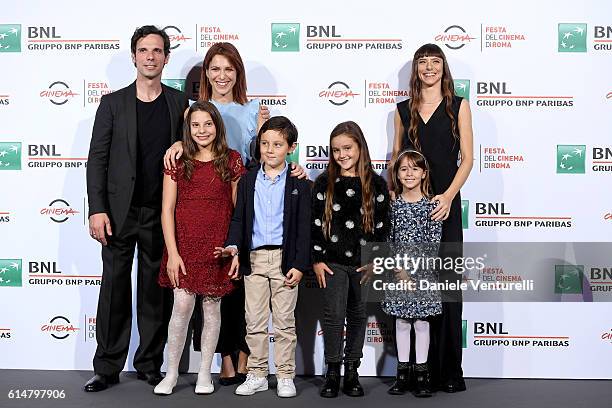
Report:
195,373,214,395
276,378,297,398
235,373,268,396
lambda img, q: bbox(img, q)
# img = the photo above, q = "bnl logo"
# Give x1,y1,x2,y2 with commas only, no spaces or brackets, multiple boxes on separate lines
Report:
461,200,469,229
454,79,470,101
271,23,300,52
287,143,299,165
0,259,22,287
557,145,585,174
555,265,584,294
0,24,20,52
558,23,587,53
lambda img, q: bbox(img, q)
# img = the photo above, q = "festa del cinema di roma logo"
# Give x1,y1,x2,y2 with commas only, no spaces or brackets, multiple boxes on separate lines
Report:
40,316,79,340
162,26,191,49
40,199,80,223
40,81,79,105
319,81,360,106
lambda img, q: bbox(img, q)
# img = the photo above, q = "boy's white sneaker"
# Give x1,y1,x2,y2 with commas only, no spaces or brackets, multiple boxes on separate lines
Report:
276,378,297,398
235,373,268,396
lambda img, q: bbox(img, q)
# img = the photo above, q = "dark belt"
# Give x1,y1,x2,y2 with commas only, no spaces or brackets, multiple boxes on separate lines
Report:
252,245,282,251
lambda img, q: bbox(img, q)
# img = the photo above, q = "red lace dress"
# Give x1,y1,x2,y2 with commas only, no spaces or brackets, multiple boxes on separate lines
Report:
158,150,245,297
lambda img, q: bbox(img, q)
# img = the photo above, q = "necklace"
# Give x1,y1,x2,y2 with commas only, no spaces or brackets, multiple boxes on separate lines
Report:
421,98,443,105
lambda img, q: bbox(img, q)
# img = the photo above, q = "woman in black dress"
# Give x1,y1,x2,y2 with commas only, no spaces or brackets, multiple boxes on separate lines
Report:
392,43,474,393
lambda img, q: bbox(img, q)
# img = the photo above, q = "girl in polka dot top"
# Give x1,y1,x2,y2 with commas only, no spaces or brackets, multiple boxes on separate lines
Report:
310,121,390,398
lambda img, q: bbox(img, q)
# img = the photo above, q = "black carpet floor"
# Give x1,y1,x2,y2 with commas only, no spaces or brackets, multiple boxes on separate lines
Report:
0,370,609,408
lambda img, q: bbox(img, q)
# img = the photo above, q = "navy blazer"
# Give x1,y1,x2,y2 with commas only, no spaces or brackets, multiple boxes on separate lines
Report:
225,165,312,276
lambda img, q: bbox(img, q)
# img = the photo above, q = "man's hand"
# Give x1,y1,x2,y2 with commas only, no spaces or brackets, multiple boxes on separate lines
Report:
89,213,113,246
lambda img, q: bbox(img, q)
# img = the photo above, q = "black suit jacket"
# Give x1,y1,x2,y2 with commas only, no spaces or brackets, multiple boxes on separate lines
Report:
225,166,312,276
86,81,188,235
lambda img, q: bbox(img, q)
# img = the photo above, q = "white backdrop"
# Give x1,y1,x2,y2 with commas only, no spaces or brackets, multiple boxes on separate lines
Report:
1,0,611,379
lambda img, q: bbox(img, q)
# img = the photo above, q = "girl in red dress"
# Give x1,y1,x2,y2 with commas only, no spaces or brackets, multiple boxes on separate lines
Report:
154,101,244,395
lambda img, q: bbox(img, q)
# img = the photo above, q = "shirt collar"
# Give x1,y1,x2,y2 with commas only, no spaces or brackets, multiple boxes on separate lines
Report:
258,161,289,182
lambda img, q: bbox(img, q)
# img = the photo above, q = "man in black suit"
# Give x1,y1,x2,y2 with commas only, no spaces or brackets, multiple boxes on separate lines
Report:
84,25,189,392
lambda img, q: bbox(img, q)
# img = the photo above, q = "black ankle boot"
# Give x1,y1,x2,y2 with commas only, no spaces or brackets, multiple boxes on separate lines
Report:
320,362,341,398
342,361,364,397
413,363,432,398
388,362,413,395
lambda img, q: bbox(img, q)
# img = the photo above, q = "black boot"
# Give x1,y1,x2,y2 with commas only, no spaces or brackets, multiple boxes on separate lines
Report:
342,361,364,397
320,362,341,398
388,362,413,395
413,363,432,398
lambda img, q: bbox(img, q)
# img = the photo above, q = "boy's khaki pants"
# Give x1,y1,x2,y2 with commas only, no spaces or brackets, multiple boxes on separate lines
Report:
244,248,298,379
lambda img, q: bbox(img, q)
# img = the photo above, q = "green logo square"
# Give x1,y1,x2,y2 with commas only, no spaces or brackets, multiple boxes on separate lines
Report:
0,142,21,170
556,145,585,174
271,23,300,52
461,320,467,348
558,23,587,53
161,79,186,92
0,259,22,287
461,200,469,229
454,79,470,101
554,265,583,294
0,24,21,52
287,143,299,165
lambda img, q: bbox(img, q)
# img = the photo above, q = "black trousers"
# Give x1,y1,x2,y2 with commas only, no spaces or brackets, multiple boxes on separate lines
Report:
430,242,464,386
322,263,367,364
93,206,171,375
214,280,249,355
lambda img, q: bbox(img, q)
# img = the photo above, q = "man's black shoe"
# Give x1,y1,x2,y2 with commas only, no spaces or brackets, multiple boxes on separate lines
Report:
136,371,164,386
83,374,119,392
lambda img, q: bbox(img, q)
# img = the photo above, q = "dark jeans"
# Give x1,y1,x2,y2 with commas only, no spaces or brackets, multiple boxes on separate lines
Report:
94,206,171,375
322,263,367,364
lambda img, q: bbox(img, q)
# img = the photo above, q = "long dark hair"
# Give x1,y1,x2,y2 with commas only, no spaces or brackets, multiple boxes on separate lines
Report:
200,42,248,104
392,150,432,199
408,43,458,151
181,101,230,181
322,121,375,238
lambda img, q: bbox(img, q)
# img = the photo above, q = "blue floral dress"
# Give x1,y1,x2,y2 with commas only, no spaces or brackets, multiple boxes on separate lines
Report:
381,196,443,320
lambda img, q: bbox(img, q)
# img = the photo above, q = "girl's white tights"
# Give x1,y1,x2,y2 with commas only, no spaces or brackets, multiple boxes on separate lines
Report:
395,318,430,364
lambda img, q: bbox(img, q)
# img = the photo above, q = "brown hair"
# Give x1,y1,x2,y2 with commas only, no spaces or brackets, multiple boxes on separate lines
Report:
181,101,231,182
392,150,432,199
199,42,248,104
408,43,458,151
322,121,375,238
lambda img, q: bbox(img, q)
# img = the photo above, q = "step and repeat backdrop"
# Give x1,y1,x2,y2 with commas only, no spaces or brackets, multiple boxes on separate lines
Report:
1,0,611,379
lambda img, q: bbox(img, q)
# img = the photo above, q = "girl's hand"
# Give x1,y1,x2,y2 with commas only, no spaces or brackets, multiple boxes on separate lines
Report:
357,263,374,284
228,256,241,280
431,193,452,221
214,246,238,258
289,163,308,180
394,268,410,283
284,268,303,287
314,262,333,288
167,254,186,287
164,141,184,170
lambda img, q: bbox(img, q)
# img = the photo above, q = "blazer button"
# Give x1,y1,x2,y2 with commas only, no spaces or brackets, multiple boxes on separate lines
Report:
131,177,135,181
